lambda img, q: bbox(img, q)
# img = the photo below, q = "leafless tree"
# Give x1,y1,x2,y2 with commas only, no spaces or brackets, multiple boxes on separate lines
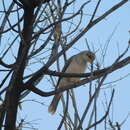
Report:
0,0,130,130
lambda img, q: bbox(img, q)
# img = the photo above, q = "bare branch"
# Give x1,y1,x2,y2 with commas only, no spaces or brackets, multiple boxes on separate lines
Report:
86,89,115,130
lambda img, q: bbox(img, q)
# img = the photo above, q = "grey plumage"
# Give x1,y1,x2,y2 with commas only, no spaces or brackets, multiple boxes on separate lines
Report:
48,51,95,114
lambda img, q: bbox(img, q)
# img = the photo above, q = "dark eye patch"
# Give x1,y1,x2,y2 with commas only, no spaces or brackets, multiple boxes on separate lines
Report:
86,52,95,60
89,54,95,60
88,55,92,58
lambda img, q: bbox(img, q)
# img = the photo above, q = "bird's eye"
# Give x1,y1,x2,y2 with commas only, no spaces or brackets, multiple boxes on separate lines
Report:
86,53,89,56
88,55,91,58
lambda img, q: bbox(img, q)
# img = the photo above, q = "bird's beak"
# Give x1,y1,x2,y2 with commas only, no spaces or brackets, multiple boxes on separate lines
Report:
86,58,94,63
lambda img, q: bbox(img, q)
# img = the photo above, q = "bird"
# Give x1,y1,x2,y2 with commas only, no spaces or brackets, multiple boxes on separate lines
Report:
48,51,95,115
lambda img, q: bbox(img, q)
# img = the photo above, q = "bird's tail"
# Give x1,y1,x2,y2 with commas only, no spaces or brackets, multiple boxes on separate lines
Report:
48,94,61,115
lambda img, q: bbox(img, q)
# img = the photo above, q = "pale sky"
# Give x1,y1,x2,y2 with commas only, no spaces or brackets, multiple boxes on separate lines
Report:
0,0,130,130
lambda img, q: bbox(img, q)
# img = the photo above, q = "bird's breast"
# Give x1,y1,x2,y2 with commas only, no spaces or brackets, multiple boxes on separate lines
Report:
65,60,86,73
58,59,87,88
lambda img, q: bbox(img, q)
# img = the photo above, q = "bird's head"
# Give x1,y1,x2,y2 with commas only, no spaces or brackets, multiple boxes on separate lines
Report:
81,51,95,63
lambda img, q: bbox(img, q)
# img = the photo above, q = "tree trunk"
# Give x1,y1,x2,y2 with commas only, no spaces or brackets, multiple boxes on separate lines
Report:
4,7,35,130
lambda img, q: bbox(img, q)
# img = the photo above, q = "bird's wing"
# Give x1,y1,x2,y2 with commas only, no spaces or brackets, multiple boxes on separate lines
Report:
56,56,74,88
62,56,75,73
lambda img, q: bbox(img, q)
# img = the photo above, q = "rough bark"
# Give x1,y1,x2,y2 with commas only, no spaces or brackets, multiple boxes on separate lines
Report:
4,7,35,130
